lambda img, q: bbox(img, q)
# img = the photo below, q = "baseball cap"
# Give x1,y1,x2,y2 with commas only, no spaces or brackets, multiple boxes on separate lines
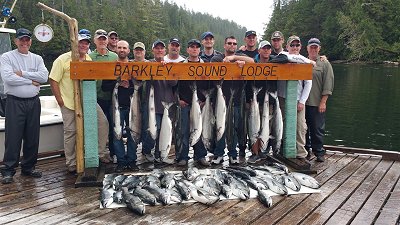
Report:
78,34,91,43
133,42,146,50
307,38,321,47
16,28,32,39
152,40,166,49
94,29,108,39
245,30,257,37
108,31,118,37
258,40,272,49
271,31,284,40
201,31,214,40
169,38,180,45
187,39,201,48
78,29,91,36
287,35,301,45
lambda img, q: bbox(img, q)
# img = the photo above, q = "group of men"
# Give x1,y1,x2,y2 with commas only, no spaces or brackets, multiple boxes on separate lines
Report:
0,27,333,184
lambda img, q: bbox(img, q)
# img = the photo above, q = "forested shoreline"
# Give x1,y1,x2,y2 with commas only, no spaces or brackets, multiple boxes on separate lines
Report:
264,0,400,62
5,0,400,63
7,0,245,64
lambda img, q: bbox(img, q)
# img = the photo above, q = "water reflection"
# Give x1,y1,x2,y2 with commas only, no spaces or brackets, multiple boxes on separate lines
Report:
326,64,400,151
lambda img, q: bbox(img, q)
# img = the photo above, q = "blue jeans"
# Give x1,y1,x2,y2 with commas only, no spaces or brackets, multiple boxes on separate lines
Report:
214,106,240,158
178,105,207,161
114,108,138,166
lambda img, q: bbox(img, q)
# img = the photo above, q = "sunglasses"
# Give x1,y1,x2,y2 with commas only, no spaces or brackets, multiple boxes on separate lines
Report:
96,31,107,35
290,44,301,47
226,42,237,45
110,37,119,40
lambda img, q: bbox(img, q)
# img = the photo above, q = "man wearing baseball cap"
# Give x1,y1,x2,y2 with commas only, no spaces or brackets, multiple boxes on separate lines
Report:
237,30,258,59
271,31,285,55
175,39,210,167
0,28,49,184
199,31,222,62
164,38,185,62
305,38,334,162
49,30,109,173
141,40,177,165
107,31,119,53
89,29,118,164
132,42,148,62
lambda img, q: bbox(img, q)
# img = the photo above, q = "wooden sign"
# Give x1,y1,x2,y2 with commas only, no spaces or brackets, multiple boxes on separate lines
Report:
70,61,312,81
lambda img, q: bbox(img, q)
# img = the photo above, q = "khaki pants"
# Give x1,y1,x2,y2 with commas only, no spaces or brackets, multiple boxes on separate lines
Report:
278,97,308,158
60,104,109,168
296,107,308,158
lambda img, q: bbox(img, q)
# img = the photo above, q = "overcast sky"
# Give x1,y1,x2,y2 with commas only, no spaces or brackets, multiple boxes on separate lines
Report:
166,0,274,38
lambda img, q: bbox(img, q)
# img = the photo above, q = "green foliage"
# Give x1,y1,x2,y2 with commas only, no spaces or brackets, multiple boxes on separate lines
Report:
5,0,245,62
264,0,400,62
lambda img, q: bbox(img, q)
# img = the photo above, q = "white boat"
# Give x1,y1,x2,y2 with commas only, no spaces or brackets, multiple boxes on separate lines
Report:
0,96,64,162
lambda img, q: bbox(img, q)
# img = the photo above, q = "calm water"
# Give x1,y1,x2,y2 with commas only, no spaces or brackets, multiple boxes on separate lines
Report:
325,64,400,151
40,64,400,151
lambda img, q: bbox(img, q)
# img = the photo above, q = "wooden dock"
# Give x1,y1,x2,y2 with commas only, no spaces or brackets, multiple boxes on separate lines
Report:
0,150,399,225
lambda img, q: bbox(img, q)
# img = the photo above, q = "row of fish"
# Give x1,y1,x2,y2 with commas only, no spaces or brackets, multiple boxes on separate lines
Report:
100,163,320,215
112,80,284,161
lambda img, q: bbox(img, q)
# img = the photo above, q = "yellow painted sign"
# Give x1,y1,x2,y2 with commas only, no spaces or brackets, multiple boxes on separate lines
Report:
70,61,312,80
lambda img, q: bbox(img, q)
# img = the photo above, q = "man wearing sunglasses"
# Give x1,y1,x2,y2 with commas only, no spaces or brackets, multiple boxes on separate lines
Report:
107,31,119,53
210,36,254,165
89,29,118,164
276,35,315,160
0,28,49,184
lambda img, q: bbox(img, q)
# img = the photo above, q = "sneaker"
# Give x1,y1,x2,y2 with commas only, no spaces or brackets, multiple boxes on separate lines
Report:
248,154,261,164
2,175,13,184
113,155,118,164
211,156,224,165
196,158,210,167
21,169,42,178
115,164,125,173
239,156,246,164
229,156,239,165
316,155,325,162
155,157,174,165
177,159,188,166
127,162,139,171
67,166,77,175
144,153,155,162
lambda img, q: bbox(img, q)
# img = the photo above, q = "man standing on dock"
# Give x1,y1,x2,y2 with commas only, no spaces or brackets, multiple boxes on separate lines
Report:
0,28,49,184
90,29,118,164
49,31,110,174
305,38,334,162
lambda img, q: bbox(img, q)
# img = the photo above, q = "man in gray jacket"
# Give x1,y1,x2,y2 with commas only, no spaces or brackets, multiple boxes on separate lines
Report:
0,28,49,184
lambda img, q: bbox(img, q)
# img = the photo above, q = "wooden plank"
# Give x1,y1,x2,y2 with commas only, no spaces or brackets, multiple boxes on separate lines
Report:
375,163,400,225
70,61,312,80
325,145,400,161
350,161,400,225
272,155,371,225
183,199,241,224
4,189,99,225
300,157,382,225
325,160,394,225
251,153,353,225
